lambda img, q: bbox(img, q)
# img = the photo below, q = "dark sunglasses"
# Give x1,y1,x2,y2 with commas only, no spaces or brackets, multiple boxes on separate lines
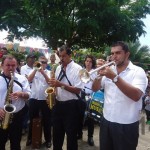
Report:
40,61,47,64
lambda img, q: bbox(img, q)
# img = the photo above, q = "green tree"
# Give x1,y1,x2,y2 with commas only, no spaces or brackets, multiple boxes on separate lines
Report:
0,0,150,50
128,41,150,69
104,41,150,69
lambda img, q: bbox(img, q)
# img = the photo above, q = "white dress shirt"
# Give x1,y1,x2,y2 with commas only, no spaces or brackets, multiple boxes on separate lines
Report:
30,69,50,100
0,73,31,112
56,61,83,101
101,61,148,124
20,64,33,76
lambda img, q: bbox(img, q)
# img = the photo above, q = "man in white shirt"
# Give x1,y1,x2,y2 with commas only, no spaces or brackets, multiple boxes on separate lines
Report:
20,53,36,79
92,41,148,150
0,55,31,150
49,45,83,150
20,53,36,135
26,56,52,148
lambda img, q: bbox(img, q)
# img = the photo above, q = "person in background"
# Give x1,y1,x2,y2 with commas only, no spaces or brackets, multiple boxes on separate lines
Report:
92,41,148,150
47,53,59,72
0,47,8,56
49,45,83,150
20,54,36,135
0,55,31,150
144,91,150,124
26,56,52,148
20,54,36,79
77,55,96,146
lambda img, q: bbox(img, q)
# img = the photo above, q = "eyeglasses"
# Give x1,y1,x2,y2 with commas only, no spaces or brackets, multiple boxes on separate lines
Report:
40,61,47,64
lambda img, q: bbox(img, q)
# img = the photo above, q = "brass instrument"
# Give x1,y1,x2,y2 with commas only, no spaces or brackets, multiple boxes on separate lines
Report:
45,65,55,109
33,61,42,70
1,71,16,130
79,61,115,83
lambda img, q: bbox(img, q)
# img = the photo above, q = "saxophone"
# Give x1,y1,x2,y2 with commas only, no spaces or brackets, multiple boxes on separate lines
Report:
45,65,56,109
0,71,16,130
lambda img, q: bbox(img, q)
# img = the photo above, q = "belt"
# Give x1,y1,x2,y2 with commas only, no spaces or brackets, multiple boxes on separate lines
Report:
13,104,27,117
56,99,78,104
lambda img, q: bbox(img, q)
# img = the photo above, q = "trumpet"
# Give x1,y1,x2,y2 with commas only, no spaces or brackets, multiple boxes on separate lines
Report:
33,61,42,70
79,61,115,83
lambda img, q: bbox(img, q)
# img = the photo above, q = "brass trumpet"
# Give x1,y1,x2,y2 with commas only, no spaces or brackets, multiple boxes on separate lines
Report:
33,61,42,70
79,61,115,83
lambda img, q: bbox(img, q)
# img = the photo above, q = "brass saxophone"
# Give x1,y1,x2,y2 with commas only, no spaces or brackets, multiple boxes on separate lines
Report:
1,71,16,129
45,65,55,109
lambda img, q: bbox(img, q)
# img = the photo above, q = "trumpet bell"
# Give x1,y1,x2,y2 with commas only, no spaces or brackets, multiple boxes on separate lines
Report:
33,61,42,70
79,69,91,83
4,104,16,113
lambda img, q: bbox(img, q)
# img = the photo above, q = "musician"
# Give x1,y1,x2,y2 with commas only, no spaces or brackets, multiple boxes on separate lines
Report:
0,55,31,150
20,53,36,79
49,45,83,150
20,53,36,135
26,56,51,148
92,41,148,150
77,55,96,146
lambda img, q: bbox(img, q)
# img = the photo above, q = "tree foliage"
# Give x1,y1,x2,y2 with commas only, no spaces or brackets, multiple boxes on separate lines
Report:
0,0,150,50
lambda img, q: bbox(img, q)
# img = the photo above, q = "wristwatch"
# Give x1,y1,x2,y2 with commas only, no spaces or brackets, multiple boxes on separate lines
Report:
61,86,65,89
113,75,119,83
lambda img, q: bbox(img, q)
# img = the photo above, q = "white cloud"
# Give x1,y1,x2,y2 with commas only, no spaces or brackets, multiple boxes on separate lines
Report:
139,14,150,47
0,30,47,48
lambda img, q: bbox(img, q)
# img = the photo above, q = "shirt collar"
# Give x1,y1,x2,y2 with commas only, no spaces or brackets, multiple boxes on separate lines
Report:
125,61,135,70
26,64,33,69
61,60,74,69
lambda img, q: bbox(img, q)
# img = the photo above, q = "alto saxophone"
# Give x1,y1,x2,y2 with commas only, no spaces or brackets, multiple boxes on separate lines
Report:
45,65,55,109
0,71,16,130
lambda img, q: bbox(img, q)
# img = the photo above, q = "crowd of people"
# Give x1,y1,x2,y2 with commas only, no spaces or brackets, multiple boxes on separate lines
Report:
0,41,149,150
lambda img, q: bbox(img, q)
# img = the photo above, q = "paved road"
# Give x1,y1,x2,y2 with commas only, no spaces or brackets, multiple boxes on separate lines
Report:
6,114,150,150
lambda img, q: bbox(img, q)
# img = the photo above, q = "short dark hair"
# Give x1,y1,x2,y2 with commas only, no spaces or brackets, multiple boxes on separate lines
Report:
59,45,72,55
1,54,16,65
26,53,36,60
111,41,129,52
84,55,96,69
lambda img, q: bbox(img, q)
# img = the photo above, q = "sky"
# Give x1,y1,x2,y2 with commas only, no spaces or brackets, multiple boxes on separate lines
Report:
139,14,150,47
0,15,150,48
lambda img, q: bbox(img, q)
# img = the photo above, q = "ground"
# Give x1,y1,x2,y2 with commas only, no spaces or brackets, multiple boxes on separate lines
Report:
6,114,150,150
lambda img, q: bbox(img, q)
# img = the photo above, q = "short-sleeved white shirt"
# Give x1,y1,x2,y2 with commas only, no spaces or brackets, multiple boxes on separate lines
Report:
20,64,33,76
56,61,83,101
0,73,31,112
30,69,50,100
101,61,148,124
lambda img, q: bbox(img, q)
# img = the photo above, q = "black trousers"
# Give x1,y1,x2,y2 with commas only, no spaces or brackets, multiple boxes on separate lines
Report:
86,117,94,138
27,99,51,143
100,117,139,150
145,109,150,121
52,100,79,150
77,100,86,137
77,99,95,138
0,105,27,150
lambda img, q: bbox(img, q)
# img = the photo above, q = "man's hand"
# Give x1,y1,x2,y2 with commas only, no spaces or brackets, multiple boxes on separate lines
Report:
0,108,5,120
48,78,61,87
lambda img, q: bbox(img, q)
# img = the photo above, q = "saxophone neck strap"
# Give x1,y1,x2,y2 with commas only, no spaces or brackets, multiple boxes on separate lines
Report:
0,73,23,90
